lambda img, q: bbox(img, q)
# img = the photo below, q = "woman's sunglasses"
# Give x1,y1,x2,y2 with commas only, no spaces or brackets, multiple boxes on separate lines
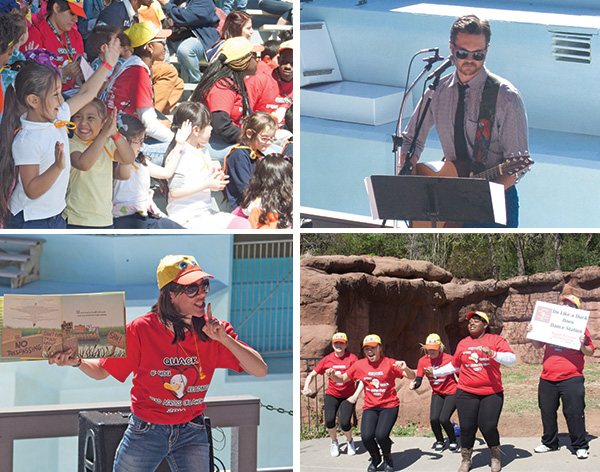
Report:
453,45,487,62
182,279,210,298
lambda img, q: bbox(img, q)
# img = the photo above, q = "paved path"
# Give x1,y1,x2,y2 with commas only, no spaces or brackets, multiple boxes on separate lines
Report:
300,436,597,471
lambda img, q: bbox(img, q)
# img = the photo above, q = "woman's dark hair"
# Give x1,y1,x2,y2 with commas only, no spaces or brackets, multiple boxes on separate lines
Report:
220,10,252,40
119,113,147,165
47,0,72,17
0,62,60,226
87,25,121,56
241,153,292,228
151,281,210,344
189,55,252,119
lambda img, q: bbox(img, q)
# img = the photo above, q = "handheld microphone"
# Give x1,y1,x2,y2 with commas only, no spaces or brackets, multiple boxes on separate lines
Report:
426,55,454,81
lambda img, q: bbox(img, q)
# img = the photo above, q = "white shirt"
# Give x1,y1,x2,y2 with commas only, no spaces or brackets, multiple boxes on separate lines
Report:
10,102,72,221
113,161,152,216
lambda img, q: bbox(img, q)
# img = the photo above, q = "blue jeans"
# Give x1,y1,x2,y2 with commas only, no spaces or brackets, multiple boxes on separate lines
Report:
174,37,207,83
113,213,184,229
9,211,66,229
464,185,519,228
113,413,210,472
142,141,171,166
222,0,248,14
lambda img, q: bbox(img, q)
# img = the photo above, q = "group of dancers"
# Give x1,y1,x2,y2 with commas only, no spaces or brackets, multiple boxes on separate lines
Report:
302,295,595,471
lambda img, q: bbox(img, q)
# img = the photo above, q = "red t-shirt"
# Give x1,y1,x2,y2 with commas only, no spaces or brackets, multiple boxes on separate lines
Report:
204,77,260,128
540,328,594,382
346,356,404,409
105,65,154,118
314,351,358,398
452,333,513,395
24,19,85,91
417,352,457,395
248,70,292,125
100,312,244,424
256,60,274,77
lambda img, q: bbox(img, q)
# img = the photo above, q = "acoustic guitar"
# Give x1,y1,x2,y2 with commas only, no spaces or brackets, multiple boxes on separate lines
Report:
411,153,534,228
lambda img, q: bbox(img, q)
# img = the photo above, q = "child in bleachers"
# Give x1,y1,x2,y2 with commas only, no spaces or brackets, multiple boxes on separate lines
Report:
223,111,278,209
256,39,280,76
112,113,184,229
64,99,136,228
165,101,250,229
87,25,125,94
239,153,292,229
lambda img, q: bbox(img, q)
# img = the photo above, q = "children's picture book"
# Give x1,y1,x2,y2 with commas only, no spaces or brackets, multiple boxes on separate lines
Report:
0,292,126,360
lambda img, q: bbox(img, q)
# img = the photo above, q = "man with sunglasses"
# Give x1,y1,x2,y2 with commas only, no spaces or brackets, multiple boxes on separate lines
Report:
49,254,267,471
400,14,529,228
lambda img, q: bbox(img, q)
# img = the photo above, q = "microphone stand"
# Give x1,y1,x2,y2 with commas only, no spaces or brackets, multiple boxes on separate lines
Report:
392,53,443,176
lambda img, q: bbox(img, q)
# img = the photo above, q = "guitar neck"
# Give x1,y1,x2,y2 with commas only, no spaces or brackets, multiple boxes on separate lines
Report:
475,164,504,181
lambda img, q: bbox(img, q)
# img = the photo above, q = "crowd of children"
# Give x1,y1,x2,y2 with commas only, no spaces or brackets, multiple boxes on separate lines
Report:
0,0,292,229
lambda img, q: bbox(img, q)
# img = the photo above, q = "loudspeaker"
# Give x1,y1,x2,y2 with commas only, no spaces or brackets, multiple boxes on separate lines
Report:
77,411,171,472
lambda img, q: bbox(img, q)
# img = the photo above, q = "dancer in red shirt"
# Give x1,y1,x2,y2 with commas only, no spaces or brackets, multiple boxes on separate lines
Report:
327,334,415,472
303,332,362,457
426,312,515,472
49,254,267,471
529,295,595,459
409,333,458,452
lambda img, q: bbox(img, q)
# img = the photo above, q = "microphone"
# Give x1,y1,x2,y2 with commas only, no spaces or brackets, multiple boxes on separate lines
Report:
417,47,439,55
426,55,454,81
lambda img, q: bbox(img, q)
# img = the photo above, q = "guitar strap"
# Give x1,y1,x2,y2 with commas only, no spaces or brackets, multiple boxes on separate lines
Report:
471,72,501,175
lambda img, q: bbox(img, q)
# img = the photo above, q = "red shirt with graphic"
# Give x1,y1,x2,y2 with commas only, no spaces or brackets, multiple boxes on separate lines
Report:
314,351,358,398
540,328,594,382
204,77,261,128
247,70,293,125
452,333,513,395
100,312,244,424
105,66,154,118
346,356,404,409
417,352,457,395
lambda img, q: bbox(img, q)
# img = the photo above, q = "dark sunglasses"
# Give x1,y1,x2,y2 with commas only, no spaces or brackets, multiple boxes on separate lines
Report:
182,279,210,298
453,45,487,61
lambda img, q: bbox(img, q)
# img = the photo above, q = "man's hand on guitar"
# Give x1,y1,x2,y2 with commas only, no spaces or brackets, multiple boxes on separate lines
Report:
398,153,418,175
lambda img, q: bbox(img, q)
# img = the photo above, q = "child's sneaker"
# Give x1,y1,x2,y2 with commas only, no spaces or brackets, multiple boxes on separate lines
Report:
449,442,458,452
330,441,340,457
433,441,445,452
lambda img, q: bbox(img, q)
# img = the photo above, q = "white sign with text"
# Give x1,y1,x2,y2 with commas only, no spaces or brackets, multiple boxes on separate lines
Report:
527,301,589,350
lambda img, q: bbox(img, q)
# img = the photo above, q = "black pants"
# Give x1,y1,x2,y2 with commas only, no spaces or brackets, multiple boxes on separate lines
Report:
456,389,503,449
538,376,588,450
324,394,355,432
361,406,399,458
430,393,457,443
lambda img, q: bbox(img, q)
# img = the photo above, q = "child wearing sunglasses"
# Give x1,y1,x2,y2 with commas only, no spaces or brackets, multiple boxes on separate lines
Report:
49,254,268,471
222,111,278,210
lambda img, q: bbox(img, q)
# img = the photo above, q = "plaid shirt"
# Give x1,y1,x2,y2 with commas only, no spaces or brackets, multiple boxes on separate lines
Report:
401,67,529,174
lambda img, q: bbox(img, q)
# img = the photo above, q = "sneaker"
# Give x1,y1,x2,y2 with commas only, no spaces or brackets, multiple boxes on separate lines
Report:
449,442,458,452
534,444,557,453
367,454,381,472
330,441,340,457
347,439,357,456
576,449,589,459
433,441,445,452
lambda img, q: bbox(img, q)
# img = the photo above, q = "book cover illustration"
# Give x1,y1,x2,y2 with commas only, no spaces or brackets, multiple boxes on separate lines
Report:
1,292,126,359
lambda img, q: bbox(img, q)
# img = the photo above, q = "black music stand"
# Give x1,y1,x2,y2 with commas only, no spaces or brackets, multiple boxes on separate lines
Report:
365,175,505,226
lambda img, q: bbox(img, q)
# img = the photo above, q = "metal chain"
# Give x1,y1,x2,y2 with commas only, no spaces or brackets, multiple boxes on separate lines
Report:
260,401,293,416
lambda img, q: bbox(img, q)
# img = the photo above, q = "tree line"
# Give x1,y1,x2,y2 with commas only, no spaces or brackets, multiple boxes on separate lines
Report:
300,233,600,281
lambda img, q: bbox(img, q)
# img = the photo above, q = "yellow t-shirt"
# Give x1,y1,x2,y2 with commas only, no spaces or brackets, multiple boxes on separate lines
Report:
63,135,117,227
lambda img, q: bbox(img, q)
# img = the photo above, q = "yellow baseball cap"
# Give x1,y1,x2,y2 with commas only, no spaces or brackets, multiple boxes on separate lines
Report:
467,311,490,324
157,255,213,290
66,0,86,18
362,334,381,347
125,21,172,49
222,37,264,63
425,333,441,349
561,295,581,308
332,332,348,343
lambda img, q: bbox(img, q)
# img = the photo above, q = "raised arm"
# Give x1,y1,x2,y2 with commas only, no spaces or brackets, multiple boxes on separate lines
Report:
48,348,110,380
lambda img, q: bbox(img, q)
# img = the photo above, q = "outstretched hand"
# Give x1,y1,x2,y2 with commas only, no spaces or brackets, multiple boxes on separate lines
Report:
202,303,227,342
48,348,79,367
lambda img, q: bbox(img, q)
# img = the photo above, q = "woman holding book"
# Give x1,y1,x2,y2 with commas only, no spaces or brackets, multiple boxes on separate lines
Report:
48,254,267,472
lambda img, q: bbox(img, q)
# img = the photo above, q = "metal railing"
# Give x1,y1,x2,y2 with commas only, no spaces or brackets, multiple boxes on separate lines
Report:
0,395,260,472
231,239,293,355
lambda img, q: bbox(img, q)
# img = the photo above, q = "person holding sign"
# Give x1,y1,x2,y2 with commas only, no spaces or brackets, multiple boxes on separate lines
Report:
409,333,458,453
48,254,267,472
302,332,362,457
528,295,594,459
425,311,516,472
326,334,415,472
